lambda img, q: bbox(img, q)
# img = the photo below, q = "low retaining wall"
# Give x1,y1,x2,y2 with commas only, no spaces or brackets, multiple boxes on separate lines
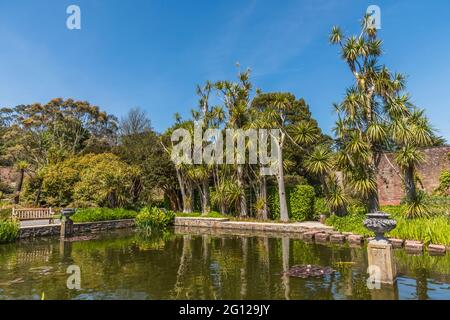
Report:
19,219,135,239
174,217,334,234
19,224,61,239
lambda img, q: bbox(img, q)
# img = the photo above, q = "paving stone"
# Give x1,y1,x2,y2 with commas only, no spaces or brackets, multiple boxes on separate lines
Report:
315,233,330,242
302,231,317,241
330,234,346,243
428,244,446,255
348,234,363,244
388,238,404,248
405,240,424,253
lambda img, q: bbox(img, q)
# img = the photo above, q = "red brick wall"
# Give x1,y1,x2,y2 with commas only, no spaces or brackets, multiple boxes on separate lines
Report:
377,146,450,205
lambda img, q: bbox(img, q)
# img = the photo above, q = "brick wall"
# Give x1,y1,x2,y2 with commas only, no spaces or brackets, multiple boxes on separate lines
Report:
377,146,450,205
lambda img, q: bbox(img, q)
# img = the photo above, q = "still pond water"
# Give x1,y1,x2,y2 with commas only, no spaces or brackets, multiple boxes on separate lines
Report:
0,228,449,300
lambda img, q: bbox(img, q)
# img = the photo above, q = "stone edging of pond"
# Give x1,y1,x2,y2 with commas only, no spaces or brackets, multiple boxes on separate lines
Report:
19,219,135,239
174,217,450,256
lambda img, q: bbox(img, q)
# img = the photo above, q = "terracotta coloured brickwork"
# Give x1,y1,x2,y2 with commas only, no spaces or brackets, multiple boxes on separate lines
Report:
377,146,450,205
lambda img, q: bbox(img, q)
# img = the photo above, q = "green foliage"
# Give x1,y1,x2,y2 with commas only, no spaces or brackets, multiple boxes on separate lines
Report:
290,185,315,221
326,204,450,245
135,207,175,234
387,215,450,246
0,208,12,221
268,184,316,221
267,186,281,220
71,208,138,223
435,170,450,195
176,211,226,218
403,191,430,219
314,197,330,217
32,153,141,208
0,219,19,243
326,211,373,237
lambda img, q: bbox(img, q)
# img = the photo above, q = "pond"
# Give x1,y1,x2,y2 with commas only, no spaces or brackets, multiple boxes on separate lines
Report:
0,228,449,300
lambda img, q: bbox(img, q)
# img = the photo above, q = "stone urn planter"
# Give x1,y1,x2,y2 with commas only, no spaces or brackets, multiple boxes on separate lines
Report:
363,212,397,242
61,208,76,220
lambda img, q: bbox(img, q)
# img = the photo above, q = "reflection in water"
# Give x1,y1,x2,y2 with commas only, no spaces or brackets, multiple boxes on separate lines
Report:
0,229,449,300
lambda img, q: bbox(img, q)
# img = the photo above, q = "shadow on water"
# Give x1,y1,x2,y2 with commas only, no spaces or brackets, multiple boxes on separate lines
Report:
0,227,449,300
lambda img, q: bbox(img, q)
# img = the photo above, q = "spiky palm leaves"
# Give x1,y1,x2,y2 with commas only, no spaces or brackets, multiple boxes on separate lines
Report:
329,16,439,213
304,145,349,216
210,180,243,215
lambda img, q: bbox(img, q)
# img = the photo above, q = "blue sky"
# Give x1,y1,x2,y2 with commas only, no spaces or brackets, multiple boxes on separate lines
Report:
0,0,449,141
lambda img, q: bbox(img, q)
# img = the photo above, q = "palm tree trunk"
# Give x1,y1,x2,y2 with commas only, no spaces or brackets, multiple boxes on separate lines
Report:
368,153,380,212
237,164,247,217
404,165,417,202
176,167,190,213
186,183,194,213
259,174,268,220
278,136,289,222
201,180,210,215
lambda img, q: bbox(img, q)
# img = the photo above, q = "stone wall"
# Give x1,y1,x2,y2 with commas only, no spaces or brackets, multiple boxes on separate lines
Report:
19,224,61,239
174,217,334,234
19,219,135,239
377,146,450,205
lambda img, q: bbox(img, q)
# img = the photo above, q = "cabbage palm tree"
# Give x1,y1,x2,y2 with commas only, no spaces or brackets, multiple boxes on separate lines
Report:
215,69,252,217
329,15,437,212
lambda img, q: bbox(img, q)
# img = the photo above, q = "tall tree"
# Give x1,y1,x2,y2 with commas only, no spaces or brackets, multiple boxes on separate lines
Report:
215,69,252,217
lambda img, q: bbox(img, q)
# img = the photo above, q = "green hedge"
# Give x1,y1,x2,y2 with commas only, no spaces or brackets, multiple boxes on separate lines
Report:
290,185,315,221
71,208,138,223
0,220,19,244
268,184,317,221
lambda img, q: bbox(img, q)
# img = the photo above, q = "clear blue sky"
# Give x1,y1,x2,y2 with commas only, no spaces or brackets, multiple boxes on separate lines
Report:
0,0,449,141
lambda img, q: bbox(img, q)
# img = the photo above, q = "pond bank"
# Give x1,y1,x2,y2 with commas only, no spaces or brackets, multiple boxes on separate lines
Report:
18,219,135,239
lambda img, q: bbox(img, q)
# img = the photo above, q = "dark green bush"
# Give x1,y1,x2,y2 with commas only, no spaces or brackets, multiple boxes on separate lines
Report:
268,184,316,221
71,208,138,222
0,219,19,244
290,185,316,221
136,207,175,233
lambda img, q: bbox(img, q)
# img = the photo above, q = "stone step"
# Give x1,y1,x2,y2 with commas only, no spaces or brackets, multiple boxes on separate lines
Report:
330,234,346,243
428,244,446,256
405,240,424,253
388,238,404,248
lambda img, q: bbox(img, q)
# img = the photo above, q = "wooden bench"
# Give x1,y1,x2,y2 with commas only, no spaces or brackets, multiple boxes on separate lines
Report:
12,207,56,224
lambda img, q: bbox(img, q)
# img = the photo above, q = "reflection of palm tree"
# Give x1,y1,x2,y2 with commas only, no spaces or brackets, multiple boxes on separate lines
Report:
173,235,192,298
281,237,290,300
240,237,248,298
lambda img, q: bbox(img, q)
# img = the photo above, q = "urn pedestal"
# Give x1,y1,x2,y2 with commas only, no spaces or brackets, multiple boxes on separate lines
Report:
60,208,76,238
364,212,398,285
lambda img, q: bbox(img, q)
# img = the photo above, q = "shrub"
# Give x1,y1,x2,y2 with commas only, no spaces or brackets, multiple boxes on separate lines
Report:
268,184,316,221
135,207,175,233
290,185,316,221
0,208,12,221
435,170,450,195
314,197,330,218
0,219,19,244
71,208,138,223
28,153,141,208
